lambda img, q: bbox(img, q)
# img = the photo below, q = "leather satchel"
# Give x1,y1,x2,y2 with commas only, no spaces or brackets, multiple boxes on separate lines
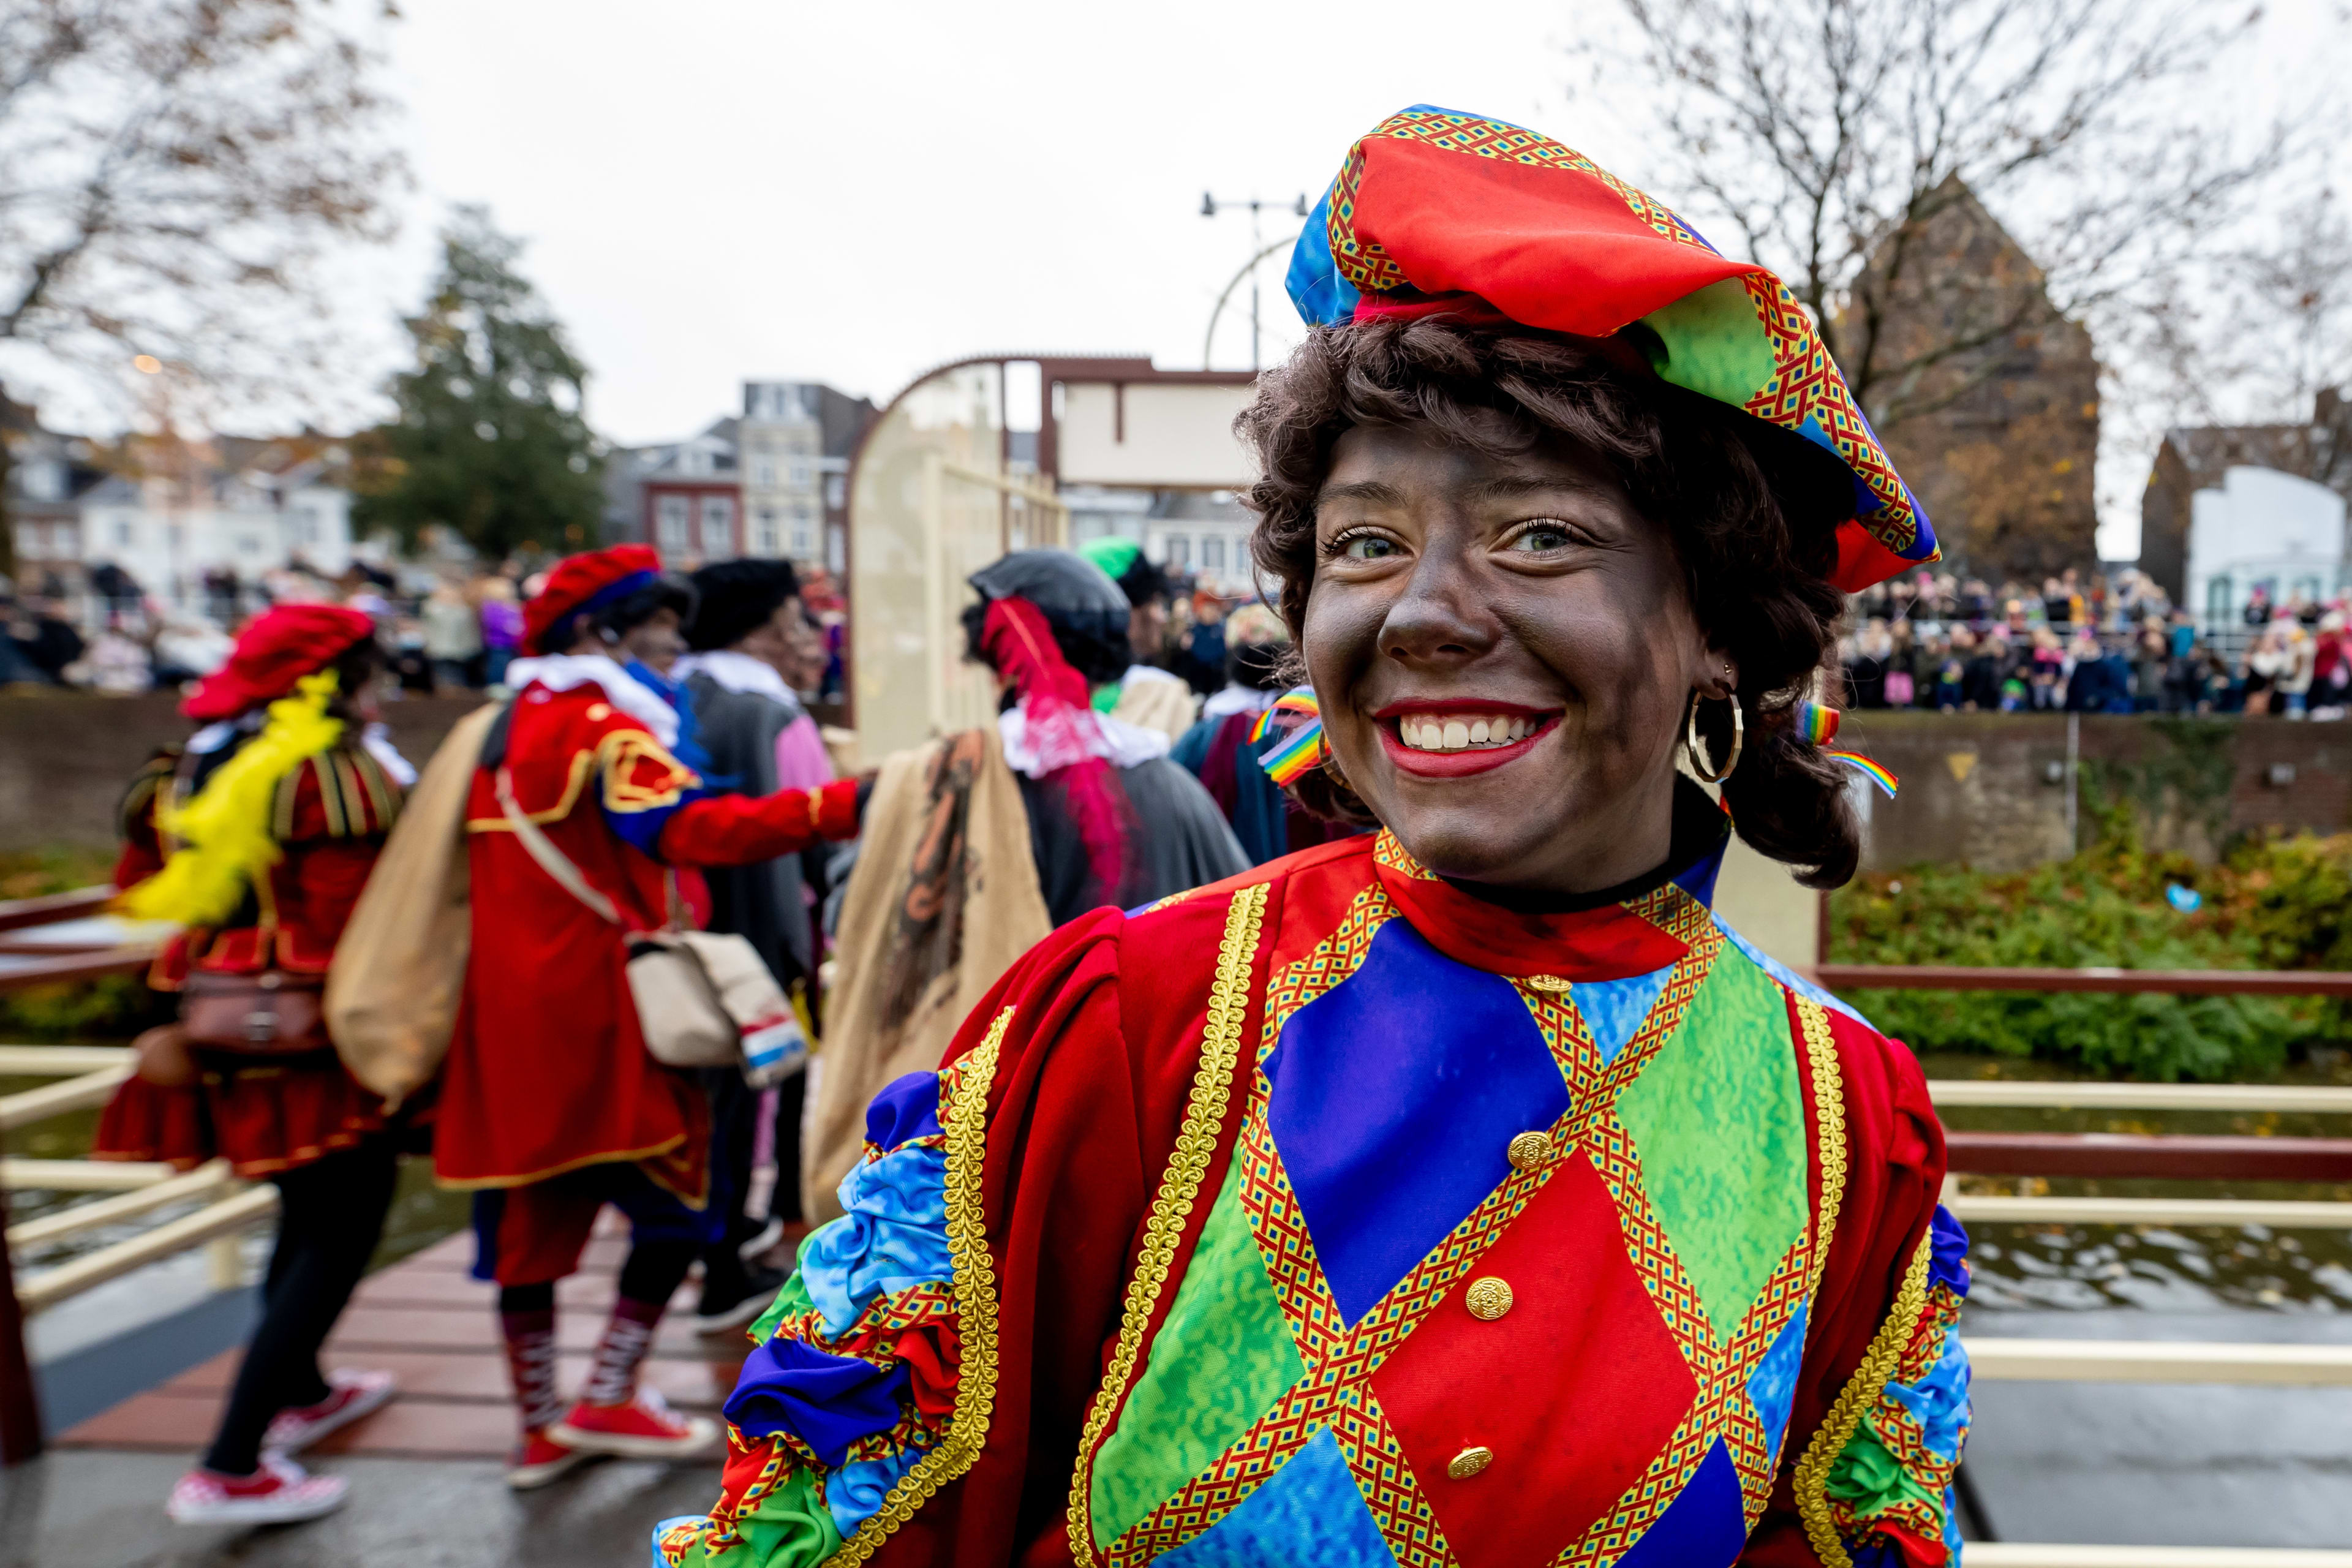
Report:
181,968,328,1054
495,766,783,1073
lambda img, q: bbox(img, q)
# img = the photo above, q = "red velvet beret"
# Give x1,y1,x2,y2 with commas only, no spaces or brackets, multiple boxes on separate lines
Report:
181,604,377,721
521,545,665,656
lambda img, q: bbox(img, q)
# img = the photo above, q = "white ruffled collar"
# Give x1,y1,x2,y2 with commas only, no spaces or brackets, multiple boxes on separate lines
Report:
503,653,679,747
1200,682,1278,723
673,649,801,710
997,706,1170,780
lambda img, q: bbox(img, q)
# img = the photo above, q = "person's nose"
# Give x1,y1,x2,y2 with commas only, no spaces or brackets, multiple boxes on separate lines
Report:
1376,545,1497,669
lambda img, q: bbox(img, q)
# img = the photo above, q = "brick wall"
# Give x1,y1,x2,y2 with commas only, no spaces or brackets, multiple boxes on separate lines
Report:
1845,711,2352,872
0,692,488,854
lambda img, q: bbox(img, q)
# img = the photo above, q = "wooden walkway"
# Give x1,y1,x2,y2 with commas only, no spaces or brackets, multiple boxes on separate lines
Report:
53,1215,757,1461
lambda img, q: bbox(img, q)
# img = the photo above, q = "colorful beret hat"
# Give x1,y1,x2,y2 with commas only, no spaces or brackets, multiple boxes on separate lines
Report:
522,543,682,655
1287,106,1939,592
182,603,377,721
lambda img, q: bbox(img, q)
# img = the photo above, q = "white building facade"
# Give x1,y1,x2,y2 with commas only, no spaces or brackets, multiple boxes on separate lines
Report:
2186,465,2350,627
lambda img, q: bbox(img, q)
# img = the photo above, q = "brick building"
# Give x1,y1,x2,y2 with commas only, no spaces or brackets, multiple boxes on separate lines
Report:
1845,179,2101,582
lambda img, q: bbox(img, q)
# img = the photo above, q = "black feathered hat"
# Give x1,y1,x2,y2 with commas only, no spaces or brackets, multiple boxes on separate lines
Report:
685,559,802,652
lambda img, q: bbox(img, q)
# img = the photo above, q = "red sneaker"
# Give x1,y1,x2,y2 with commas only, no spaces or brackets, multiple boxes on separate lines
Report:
166,1453,348,1525
263,1368,397,1455
505,1427,592,1491
549,1387,718,1459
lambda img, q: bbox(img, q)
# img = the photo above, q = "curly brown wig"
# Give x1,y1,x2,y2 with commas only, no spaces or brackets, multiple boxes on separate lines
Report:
1236,317,1863,889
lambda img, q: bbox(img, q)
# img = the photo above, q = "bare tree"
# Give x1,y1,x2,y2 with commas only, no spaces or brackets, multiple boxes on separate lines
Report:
0,0,405,571
1572,0,2288,432
2226,187,2352,486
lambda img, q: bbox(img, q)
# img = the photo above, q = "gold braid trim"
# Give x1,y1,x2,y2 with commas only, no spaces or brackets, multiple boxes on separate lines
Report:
1065,881,1270,1567
823,1006,1012,1567
1797,997,1849,1298
1792,1226,1936,1568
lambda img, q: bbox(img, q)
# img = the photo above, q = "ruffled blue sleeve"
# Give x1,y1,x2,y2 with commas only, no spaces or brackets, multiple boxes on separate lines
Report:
1818,1205,1973,1566
656,1071,969,1568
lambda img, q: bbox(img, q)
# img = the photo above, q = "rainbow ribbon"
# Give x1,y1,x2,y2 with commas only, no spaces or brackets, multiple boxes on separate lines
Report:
1825,750,1898,799
1795,700,1841,745
1253,687,1326,786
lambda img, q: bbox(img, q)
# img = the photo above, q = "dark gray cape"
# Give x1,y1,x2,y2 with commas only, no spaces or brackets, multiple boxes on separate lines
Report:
685,673,813,983
1016,756,1250,927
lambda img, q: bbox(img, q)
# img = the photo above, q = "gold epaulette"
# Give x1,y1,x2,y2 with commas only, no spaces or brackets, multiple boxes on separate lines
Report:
271,745,405,842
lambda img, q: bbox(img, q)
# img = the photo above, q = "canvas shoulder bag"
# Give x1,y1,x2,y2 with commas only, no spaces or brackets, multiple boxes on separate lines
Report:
493,766,786,1072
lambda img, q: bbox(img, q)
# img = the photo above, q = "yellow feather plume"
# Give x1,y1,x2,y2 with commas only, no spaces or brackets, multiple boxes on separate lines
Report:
121,671,346,927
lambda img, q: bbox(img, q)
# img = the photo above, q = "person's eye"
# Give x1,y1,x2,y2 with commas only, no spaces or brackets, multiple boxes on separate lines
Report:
1330,530,1400,560
1507,520,1579,552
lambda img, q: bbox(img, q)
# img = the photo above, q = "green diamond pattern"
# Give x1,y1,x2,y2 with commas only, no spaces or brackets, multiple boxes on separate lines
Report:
1612,944,1808,1344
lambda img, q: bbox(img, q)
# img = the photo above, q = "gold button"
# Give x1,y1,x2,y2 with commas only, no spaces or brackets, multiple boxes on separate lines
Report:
1447,1446,1494,1479
1465,1276,1514,1321
1526,974,1571,993
1506,1131,1551,1172
587,702,612,720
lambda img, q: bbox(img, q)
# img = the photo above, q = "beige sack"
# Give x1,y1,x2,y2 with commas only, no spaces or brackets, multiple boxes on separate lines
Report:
325,703,499,1107
1110,673,1198,744
802,725,1052,1222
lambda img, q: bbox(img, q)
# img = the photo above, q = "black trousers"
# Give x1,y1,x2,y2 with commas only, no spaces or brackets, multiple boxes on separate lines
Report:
202,1136,400,1475
766,1068,805,1226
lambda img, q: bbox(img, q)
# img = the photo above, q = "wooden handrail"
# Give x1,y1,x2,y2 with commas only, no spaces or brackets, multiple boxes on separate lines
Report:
0,946,159,993
1947,1131,2352,1182
1965,1337,2352,1385
1928,1080,2352,1113
1947,1194,2352,1229
0,1066,132,1133
0,887,113,935
13,1185,277,1314
1820,963,2352,997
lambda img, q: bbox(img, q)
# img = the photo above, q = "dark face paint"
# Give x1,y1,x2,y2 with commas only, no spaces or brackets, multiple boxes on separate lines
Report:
1302,423,1724,894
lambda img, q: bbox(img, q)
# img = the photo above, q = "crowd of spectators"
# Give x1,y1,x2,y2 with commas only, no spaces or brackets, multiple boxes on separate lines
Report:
1841,567,2352,717
0,558,853,705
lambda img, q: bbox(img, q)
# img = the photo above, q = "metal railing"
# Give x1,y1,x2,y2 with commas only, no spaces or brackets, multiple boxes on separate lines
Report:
1822,958,2352,1558
0,1045,276,1312
0,890,262,1462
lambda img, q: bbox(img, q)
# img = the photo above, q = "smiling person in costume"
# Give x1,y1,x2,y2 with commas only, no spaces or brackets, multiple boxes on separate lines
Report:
95,605,412,1526
433,545,865,1490
657,108,1967,1568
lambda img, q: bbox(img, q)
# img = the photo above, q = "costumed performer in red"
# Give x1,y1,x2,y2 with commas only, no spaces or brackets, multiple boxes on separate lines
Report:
658,107,1973,1568
95,605,413,1526
433,545,864,1490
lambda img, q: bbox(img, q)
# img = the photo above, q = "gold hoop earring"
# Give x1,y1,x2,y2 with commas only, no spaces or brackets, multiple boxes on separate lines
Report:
1684,690,1744,782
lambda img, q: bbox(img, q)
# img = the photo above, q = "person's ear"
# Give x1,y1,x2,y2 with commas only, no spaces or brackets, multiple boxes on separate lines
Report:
1695,639,1738,700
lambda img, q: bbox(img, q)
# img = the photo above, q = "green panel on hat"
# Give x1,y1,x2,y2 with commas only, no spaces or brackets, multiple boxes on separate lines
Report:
1643,277,1779,407
1080,537,1144,582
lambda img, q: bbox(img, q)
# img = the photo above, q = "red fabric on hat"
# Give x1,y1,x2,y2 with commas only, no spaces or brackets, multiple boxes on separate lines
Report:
180,605,375,721
1349,136,1756,339
521,544,663,655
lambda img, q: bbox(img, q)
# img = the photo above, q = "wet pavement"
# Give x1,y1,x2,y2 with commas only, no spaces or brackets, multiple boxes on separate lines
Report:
1962,1309,2352,1548
0,1450,714,1568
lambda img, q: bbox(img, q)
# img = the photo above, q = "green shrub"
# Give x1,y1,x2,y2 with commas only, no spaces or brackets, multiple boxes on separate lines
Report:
1828,832,2352,1080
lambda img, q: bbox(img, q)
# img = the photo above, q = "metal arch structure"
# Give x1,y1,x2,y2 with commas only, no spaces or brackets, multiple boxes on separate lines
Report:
840,353,1259,760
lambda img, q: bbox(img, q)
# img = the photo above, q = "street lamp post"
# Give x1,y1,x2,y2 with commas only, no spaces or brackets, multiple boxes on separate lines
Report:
1201,193,1308,372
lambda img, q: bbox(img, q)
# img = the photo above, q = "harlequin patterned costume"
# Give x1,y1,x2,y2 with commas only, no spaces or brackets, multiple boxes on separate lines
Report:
655,789,1970,1568
1285,105,1940,594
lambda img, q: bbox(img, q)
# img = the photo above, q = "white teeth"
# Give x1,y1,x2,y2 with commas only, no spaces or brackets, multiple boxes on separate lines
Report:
1396,713,1540,753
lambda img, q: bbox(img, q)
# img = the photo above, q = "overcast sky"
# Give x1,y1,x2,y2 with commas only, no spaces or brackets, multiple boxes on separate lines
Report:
372,0,1615,440
219,0,2348,561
